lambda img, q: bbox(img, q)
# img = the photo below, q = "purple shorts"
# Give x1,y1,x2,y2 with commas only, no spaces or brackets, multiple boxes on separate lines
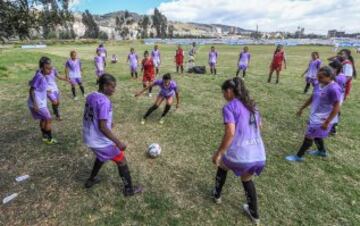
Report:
209,62,216,67
70,77,82,85
305,124,333,139
47,91,60,102
222,157,266,177
305,77,316,84
29,107,51,120
91,145,124,162
130,65,138,73
239,64,248,70
96,70,104,77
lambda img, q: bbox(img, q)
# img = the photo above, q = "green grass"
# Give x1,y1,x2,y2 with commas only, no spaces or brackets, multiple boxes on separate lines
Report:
0,42,359,226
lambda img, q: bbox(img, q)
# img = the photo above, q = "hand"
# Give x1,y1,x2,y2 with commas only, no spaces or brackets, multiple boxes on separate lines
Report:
321,121,330,130
296,109,303,117
33,105,40,113
117,142,127,151
212,151,222,166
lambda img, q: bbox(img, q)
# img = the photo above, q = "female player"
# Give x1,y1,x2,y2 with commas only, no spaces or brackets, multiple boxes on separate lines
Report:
286,66,341,161
267,44,286,84
127,48,139,79
28,57,58,144
212,77,266,225
301,52,322,94
175,45,185,74
135,73,180,125
94,49,105,83
209,46,218,75
46,66,68,120
83,74,143,196
96,43,107,67
65,50,85,100
141,50,155,97
236,46,251,77
340,49,356,100
151,45,161,75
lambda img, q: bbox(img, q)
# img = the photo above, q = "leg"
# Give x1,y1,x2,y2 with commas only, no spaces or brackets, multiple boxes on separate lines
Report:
116,157,142,196
143,96,164,119
213,167,228,199
296,137,313,157
161,97,173,118
135,71,138,79
276,70,280,84
236,69,240,77
241,174,259,220
176,65,179,73
71,85,76,98
267,69,274,83
79,83,85,96
44,119,53,141
181,65,184,74
314,138,326,153
214,67,217,75
243,69,246,78
85,158,104,188
51,101,60,119
40,120,47,139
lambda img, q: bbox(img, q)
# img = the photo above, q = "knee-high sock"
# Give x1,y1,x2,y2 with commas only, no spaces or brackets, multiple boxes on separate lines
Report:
314,138,326,152
243,70,246,77
176,66,179,73
79,85,85,95
144,105,158,119
304,83,311,93
135,72,138,78
117,163,133,192
161,104,171,117
296,137,313,157
214,167,227,198
242,180,259,219
71,87,76,97
52,104,60,118
181,66,184,73
149,87,153,94
214,68,217,75
236,69,240,77
131,72,134,78
89,158,104,180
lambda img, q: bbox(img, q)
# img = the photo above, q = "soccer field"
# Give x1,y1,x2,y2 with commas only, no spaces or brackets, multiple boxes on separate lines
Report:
0,42,359,226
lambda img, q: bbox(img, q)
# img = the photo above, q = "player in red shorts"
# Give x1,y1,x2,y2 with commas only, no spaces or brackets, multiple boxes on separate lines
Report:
267,44,287,84
175,45,185,74
141,50,155,97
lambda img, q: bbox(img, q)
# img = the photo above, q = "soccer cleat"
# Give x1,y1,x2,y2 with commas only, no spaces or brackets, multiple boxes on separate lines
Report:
159,117,165,125
73,96,78,101
148,93,152,97
85,177,101,189
243,204,260,225
124,185,143,197
212,190,222,204
44,138,58,145
308,150,328,157
141,119,146,125
285,155,304,162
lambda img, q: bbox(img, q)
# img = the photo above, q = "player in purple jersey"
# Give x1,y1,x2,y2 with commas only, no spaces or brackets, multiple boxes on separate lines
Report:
127,48,139,79
286,66,341,162
83,74,143,196
65,51,85,100
96,43,107,67
212,77,265,225
46,67,68,120
151,45,161,75
94,49,105,83
329,61,347,135
301,52,321,94
135,73,180,125
28,57,58,144
208,46,218,75
236,46,251,77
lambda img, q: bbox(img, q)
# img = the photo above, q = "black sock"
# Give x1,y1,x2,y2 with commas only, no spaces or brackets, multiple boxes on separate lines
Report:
161,104,171,118
41,128,47,138
156,68,159,75
149,87,153,94
144,105,158,119
242,180,259,219
268,74,272,82
89,158,103,180
181,66,184,73
210,68,213,74
79,85,85,95
296,137,313,157
131,72,134,78
304,83,310,93
52,104,60,118
236,70,240,76
214,68,217,75
44,130,52,141
214,167,227,198
71,87,76,97
243,70,246,77
117,163,133,193
135,72,138,78
176,66,179,73
314,138,326,152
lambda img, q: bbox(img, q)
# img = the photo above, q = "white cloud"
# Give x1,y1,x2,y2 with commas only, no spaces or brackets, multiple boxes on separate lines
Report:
155,0,360,34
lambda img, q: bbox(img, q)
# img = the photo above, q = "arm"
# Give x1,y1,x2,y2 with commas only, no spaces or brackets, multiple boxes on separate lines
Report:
297,95,313,116
283,54,287,69
29,87,39,112
327,56,337,61
212,123,235,165
322,102,340,130
302,68,309,77
99,120,126,150
135,82,155,97
175,91,180,108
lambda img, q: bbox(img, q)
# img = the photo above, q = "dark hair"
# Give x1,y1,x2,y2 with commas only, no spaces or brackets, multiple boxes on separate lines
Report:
39,56,51,68
312,51,319,58
222,77,256,113
341,49,357,77
144,50,149,56
99,44,104,47
99,74,116,90
162,73,171,80
329,61,343,75
274,44,283,55
130,47,134,51
318,66,335,80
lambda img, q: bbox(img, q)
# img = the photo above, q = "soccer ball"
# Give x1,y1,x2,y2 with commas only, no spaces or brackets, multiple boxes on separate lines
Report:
148,143,161,158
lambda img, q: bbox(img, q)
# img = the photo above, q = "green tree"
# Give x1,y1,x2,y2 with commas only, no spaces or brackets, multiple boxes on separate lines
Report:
82,10,99,38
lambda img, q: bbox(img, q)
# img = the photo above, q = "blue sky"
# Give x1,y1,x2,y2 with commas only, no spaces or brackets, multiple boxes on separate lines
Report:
70,0,360,34
71,0,170,14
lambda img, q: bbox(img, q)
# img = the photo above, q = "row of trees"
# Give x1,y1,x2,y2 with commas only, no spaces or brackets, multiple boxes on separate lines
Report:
0,1,174,42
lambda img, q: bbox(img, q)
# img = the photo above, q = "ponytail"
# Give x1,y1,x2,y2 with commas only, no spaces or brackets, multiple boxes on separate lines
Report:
222,77,256,113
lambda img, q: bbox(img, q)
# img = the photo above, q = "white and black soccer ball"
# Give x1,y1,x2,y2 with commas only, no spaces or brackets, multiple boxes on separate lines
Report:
147,143,161,158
